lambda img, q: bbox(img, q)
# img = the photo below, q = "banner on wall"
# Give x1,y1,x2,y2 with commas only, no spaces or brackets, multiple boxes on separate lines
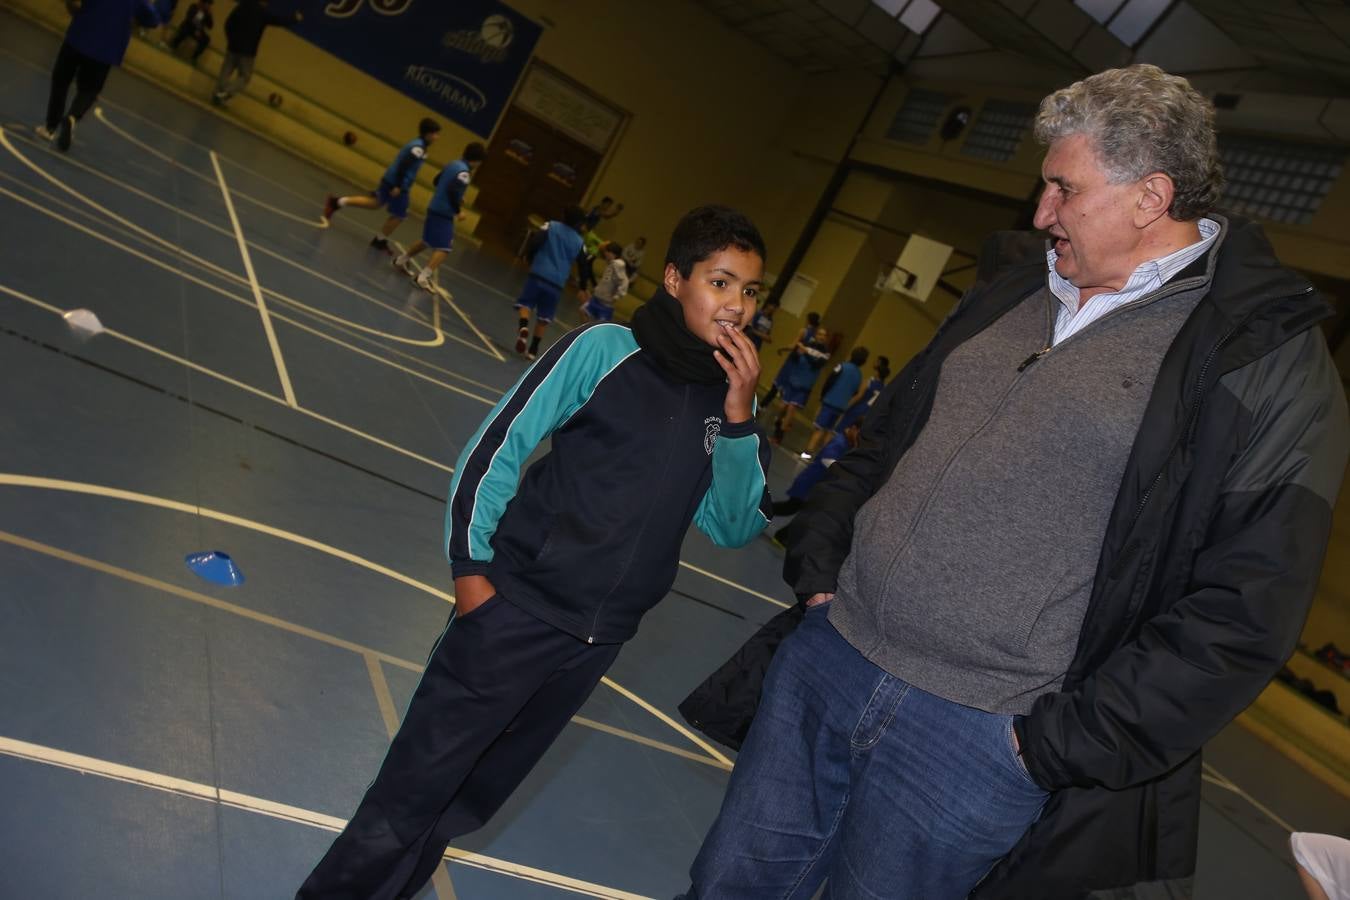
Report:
294,0,543,138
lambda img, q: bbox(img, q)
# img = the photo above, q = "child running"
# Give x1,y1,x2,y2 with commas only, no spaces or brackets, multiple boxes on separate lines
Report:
578,241,629,322
801,345,868,459
765,321,830,445
514,204,587,360
39,0,161,153
296,205,773,900
322,118,442,253
393,142,486,292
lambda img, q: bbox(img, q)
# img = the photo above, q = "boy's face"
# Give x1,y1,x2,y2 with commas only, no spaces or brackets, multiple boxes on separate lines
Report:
425,131,439,146
664,246,764,348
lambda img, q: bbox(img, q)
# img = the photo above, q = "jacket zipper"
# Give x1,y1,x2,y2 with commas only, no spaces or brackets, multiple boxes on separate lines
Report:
585,383,688,642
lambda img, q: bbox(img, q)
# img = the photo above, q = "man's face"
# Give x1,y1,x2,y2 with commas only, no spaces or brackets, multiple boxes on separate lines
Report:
664,247,764,348
1033,134,1144,297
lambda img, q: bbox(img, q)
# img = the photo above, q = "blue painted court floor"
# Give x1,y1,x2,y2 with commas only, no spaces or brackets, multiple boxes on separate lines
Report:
0,11,1344,899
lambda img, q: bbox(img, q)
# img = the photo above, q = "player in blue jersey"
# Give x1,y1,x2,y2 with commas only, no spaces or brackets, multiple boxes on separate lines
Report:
801,345,869,459
514,204,588,360
322,117,441,253
392,142,486,292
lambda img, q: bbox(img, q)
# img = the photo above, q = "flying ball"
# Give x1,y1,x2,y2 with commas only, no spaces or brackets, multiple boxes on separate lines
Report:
268,92,283,108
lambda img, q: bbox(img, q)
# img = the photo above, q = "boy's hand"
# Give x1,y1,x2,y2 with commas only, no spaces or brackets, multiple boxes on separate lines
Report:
454,574,496,617
715,324,760,423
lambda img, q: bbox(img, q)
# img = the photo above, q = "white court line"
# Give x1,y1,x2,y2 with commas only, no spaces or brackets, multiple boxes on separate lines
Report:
94,106,330,230
0,735,653,899
0,128,450,350
210,150,296,408
0,475,737,766
677,560,790,609
0,184,494,408
0,474,455,602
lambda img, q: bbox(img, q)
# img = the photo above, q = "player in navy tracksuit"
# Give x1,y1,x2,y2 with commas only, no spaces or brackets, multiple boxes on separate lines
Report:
39,0,161,153
392,142,485,292
323,118,442,253
515,204,587,360
297,206,774,900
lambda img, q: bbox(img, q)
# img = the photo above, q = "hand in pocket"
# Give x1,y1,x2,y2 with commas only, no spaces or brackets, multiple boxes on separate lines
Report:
454,574,497,617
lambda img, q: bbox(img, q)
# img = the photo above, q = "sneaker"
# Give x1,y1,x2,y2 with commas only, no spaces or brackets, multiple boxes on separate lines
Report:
369,236,392,255
514,327,529,355
392,253,410,272
322,194,338,221
211,91,228,106
34,123,55,141
55,115,75,152
415,271,434,292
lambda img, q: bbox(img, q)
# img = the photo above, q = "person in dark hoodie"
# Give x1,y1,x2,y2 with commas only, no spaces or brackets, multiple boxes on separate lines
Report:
38,0,161,153
211,0,301,105
296,205,773,900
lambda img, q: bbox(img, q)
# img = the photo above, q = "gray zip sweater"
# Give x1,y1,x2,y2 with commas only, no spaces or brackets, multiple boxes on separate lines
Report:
830,269,1214,715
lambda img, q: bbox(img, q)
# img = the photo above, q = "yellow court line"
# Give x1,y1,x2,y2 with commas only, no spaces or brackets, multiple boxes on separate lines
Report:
93,106,330,230
0,188,494,408
0,475,732,767
0,736,654,899
0,128,449,350
210,150,297,407
0,474,455,602
0,282,458,473
0,529,726,770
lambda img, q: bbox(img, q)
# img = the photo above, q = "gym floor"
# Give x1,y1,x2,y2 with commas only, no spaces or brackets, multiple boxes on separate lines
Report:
0,12,1343,899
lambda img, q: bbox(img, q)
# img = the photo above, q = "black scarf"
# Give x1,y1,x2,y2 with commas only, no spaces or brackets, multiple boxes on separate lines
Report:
630,288,728,385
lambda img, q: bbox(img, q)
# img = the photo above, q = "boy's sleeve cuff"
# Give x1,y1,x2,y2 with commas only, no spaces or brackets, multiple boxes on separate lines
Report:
451,559,491,579
720,419,762,438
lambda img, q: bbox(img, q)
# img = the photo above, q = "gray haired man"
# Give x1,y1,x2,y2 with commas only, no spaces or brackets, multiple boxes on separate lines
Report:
683,64,1348,899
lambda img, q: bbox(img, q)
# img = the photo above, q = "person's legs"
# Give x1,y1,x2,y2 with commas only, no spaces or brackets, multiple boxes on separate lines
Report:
526,287,561,359
400,635,622,893
229,54,256,95
169,22,191,49
685,603,879,899
191,33,209,62
823,686,1047,899
66,56,111,121
298,595,593,900
513,277,551,355
43,42,80,133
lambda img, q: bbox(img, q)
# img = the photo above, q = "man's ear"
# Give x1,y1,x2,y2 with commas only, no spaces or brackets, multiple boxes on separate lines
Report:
1136,172,1175,226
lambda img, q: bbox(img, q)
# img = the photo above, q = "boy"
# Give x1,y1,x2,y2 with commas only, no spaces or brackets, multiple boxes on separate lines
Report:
513,204,587,360
297,205,773,900
167,0,212,64
622,235,647,276
766,321,830,445
801,345,868,459
761,311,821,407
323,118,443,253
39,0,162,153
212,0,301,105
393,142,486,292
578,241,628,322
835,354,889,432
747,296,778,350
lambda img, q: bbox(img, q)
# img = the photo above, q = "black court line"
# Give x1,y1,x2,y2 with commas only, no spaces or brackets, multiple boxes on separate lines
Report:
1,326,444,503
1,326,752,622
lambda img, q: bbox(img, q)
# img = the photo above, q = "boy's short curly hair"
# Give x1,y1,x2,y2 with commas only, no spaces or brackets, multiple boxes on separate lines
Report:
665,206,766,279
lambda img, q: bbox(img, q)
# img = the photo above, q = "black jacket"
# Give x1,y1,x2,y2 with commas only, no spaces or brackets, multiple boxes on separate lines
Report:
224,0,294,56
782,214,1348,897
447,323,773,645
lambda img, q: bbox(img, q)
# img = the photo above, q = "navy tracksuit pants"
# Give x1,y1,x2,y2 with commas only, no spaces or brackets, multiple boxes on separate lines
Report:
297,593,621,900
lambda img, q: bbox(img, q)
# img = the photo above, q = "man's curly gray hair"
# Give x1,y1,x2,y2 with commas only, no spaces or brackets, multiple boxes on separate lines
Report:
1035,64,1223,221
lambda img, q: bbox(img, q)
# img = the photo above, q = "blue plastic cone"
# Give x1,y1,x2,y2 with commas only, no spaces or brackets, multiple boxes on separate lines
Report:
185,550,244,586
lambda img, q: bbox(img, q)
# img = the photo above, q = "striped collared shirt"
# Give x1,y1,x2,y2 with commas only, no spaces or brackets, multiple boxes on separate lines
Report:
1047,217,1219,345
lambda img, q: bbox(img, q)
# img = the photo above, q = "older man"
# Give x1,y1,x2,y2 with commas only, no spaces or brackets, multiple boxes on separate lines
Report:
684,65,1348,899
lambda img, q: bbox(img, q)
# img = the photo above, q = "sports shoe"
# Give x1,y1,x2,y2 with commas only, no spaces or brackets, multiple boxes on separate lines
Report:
525,350,537,361
34,124,55,141
415,271,434,292
392,253,410,273
514,327,529,355
369,236,392,255
211,91,228,106
56,115,75,152
322,194,338,221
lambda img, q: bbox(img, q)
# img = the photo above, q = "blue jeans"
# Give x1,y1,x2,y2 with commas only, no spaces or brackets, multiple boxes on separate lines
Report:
685,603,1047,899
